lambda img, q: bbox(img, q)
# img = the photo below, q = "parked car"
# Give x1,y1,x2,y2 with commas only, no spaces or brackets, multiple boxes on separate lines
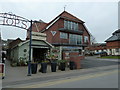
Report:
94,51,107,56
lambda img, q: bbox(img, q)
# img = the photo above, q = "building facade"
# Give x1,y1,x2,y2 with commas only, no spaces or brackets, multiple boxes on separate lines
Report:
85,43,107,55
8,33,53,63
86,29,120,56
27,11,91,61
105,29,120,55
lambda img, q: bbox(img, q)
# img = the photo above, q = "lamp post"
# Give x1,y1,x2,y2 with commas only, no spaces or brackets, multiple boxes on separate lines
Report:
27,20,32,76
0,12,33,76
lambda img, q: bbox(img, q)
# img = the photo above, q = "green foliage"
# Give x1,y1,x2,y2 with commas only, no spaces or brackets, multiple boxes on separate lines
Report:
41,60,49,63
57,60,68,63
11,60,17,67
47,54,58,60
46,53,58,63
18,57,27,66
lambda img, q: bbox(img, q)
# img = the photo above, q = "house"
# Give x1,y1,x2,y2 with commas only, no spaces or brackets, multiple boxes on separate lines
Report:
85,43,107,55
105,29,120,55
27,11,91,68
8,32,53,63
7,38,23,60
85,29,120,56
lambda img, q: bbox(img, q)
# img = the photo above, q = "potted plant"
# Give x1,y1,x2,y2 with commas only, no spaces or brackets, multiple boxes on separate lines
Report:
69,61,75,70
31,61,38,74
11,60,17,67
40,60,49,73
18,57,27,66
58,60,67,71
47,54,58,72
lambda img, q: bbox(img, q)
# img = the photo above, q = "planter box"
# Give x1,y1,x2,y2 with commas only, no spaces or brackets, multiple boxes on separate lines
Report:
69,61,75,70
31,63,38,74
60,63,66,71
41,63,47,73
51,62,57,72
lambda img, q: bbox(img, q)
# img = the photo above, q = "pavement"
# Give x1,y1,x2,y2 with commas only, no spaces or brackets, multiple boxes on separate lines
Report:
2,56,119,88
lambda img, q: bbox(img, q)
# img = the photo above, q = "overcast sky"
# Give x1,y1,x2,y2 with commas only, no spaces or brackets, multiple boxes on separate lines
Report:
0,0,118,43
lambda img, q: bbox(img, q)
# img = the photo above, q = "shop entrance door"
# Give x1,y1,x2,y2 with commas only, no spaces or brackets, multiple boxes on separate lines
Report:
33,48,48,63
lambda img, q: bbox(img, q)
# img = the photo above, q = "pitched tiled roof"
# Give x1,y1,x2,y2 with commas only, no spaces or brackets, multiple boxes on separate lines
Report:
105,29,120,42
60,11,84,23
40,11,85,32
113,29,120,35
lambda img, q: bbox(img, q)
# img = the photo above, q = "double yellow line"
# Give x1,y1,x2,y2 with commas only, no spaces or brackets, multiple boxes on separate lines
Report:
21,70,118,88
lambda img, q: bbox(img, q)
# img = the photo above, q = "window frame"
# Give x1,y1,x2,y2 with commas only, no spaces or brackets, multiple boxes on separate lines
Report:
60,32,68,39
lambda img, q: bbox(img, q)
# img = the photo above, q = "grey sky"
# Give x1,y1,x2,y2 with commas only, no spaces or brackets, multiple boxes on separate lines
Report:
0,1,118,43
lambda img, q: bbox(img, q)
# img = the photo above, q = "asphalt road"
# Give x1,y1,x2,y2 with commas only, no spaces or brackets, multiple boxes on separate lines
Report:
81,56,118,69
3,68,118,88
2,56,119,88
23,69,118,88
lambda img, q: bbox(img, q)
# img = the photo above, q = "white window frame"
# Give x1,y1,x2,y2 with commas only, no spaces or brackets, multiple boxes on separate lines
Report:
69,34,82,45
64,20,79,31
84,36,89,43
60,32,68,39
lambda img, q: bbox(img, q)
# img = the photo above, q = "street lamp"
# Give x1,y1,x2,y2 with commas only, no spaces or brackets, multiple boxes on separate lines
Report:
0,12,33,76
27,20,33,76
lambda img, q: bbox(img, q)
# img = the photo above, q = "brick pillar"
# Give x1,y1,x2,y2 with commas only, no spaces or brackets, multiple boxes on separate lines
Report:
62,51,85,69
70,56,80,69
69,52,84,69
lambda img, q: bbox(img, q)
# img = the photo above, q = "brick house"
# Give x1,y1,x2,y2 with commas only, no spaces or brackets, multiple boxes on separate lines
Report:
27,11,91,68
85,43,107,55
105,29,120,55
86,29,120,56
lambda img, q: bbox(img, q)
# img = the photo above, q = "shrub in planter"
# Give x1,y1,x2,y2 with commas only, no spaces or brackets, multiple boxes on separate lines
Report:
39,60,49,73
31,62,38,74
69,61,75,70
57,60,67,71
18,57,27,66
11,62,17,67
19,60,25,66
11,60,17,67
51,61,57,72
60,63,66,71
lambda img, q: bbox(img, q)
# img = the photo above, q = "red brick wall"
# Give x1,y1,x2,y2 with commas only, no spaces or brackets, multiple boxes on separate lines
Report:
61,11,81,22
26,12,91,45
45,18,90,45
63,51,84,69
106,41,120,49
45,19,64,43
88,45,107,50
26,22,47,39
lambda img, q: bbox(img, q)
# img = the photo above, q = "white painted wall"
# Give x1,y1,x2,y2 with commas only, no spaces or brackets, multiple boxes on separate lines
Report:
107,48,120,55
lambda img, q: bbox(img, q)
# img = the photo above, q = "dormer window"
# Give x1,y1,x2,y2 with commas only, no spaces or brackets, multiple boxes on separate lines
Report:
64,20,78,31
